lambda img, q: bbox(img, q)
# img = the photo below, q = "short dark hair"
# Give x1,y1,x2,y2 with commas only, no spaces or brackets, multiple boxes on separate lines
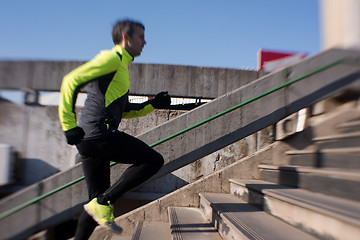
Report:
112,19,145,45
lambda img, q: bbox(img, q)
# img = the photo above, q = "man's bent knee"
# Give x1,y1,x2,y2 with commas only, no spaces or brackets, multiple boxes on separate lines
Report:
152,152,164,170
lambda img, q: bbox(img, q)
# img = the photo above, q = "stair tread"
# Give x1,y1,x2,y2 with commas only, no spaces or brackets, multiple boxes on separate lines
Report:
229,179,360,225
258,164,360,180
200,192,318,240
168,207,222,240
131,221,171,240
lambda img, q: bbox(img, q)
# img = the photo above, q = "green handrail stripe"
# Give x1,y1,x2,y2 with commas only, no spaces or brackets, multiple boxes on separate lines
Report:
0,178,84,219
0,58,351,220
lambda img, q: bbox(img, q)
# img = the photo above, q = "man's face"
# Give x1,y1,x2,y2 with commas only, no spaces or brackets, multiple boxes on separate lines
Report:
126,26,146,57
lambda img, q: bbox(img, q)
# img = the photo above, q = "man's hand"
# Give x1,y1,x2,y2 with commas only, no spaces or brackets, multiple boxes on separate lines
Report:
64,126,85,145
151,91,171,109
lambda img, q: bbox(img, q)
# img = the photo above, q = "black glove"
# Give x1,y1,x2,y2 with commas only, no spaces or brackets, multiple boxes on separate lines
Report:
64,126,85,145
151,91,171,109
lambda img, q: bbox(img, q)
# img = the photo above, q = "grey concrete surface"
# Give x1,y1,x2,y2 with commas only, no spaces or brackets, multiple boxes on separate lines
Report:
0,48,359,240
0,63,263,187
0,143,14,186
0,61,264,98
229,179,360,240
131,221,171,240
168,207,222,240
0,102,183,186
92,143,275,238
199,192,318,240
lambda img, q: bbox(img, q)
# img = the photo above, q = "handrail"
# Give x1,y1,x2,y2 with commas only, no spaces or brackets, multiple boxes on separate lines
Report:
0,57,355,220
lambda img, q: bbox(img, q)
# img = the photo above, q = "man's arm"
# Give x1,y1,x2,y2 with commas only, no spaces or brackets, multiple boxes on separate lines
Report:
58,51,120,144
122,92,171,119
122,101,155,119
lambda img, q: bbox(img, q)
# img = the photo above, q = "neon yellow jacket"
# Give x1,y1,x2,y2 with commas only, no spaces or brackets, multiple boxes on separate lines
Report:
58,45,155,139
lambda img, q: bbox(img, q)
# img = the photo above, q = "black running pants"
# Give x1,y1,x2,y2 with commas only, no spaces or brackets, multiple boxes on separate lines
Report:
74,130,164,240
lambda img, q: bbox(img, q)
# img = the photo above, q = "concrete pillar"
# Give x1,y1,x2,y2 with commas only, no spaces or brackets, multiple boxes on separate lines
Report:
0,144,14,185
320,0,360,50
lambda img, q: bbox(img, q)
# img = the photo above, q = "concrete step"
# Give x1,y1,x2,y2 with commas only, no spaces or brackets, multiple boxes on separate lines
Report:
199,192,318,240
313,131,360,148
229,179,360,240
336,119,360,133
168,207,222,240
258,164,360,201
285,147,360,169
4,48,360,240
131,221,171,240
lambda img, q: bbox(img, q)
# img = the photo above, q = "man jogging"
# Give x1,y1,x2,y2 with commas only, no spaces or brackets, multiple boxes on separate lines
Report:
58,19,170,239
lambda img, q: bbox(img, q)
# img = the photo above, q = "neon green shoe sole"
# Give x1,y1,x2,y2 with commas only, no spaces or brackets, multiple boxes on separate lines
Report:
84,198,123,233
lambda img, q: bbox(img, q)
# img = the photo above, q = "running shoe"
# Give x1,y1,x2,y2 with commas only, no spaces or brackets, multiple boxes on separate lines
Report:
84,198,123,233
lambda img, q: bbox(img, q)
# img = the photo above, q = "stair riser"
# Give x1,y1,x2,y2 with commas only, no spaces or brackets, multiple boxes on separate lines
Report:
287,154,316,167
230,183,264,208
314,136,360,148
300,174,360,202
260,169,298,187
260,169,360,201
199,197,247,240
230,182,360,240
231,182,266,203
288,152,360,169
337,124,360,133
168,207,223,240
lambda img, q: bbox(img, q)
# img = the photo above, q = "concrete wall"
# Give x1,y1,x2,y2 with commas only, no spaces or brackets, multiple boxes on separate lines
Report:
0,101,183,186
0,61,263,98
0,62,264,187
321,0,360,50
0,99,272,189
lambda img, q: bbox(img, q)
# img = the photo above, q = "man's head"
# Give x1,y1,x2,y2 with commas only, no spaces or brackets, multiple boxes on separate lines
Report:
112,19,146,57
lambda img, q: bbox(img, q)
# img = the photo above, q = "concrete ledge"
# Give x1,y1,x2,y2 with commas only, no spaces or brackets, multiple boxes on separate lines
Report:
0,61,262,99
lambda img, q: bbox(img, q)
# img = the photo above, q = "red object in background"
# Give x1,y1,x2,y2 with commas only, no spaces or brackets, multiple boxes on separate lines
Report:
258,49,307,72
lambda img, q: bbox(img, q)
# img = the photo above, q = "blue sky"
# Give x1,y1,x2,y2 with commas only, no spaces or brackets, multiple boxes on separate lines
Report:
0,0,321,70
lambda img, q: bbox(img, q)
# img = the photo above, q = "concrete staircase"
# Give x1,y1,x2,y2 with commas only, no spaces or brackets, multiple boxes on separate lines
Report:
1,48,360,240
124,102,360,240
